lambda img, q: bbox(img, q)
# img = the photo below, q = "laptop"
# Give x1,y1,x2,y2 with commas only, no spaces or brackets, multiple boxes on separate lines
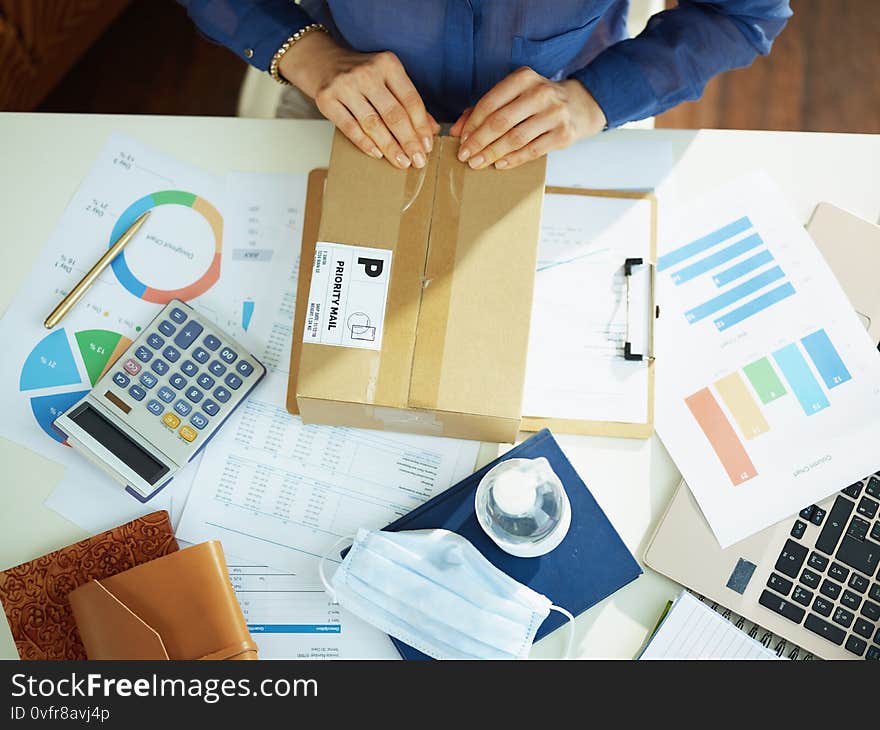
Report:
645,203,880,660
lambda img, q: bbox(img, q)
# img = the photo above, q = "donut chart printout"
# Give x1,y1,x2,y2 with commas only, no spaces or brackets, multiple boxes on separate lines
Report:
655,172,880,548
0,134,307,531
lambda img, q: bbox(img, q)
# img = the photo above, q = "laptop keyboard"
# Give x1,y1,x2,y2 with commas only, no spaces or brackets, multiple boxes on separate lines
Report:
758,473,880,660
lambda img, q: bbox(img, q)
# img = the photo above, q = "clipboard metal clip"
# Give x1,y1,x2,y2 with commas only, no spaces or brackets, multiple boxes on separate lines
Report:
623,257,656,362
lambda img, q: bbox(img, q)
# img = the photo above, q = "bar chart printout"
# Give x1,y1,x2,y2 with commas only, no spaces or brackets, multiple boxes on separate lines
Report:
658,216,797,332
685,388,757,486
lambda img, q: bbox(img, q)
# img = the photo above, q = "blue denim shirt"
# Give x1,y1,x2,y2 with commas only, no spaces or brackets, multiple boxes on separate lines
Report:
179,0,791,126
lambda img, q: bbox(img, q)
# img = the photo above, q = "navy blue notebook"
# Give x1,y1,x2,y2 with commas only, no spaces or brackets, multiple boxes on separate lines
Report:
382,429,642,660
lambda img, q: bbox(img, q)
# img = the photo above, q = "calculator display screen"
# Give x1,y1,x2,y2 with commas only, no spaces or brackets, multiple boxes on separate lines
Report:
69,404,170,485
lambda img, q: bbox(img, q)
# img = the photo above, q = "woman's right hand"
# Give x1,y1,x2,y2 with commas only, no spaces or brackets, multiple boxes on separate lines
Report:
280,31,439,169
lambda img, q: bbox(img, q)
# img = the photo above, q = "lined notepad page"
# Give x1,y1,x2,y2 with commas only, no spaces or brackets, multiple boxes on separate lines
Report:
639,591,781,660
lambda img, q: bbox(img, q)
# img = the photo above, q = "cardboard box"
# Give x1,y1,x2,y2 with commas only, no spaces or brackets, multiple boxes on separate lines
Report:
287,131,546,443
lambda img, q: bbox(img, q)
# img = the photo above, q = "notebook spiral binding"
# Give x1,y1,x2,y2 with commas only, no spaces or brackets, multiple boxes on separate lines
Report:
689,590,818,661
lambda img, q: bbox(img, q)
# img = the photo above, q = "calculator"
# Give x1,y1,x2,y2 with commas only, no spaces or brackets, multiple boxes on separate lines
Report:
54,300,266,502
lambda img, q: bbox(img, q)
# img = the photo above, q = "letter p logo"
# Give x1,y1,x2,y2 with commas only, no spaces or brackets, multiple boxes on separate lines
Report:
357,256,384,278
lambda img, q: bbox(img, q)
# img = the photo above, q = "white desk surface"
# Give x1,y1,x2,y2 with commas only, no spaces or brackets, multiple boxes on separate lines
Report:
1,113,878,660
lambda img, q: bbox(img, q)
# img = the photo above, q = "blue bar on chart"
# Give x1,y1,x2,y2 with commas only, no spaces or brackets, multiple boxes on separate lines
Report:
713,283,796,331
658,216,752,272
685,266,786,323
713,249,775,287
772,343,830,416
801,329,852,389
671,233,764,285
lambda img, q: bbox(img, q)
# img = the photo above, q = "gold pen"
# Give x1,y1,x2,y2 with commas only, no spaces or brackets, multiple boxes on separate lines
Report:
43,211,151,330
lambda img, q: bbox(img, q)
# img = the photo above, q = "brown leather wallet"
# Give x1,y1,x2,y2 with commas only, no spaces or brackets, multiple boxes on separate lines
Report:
0,511,178,660
69,540,257,660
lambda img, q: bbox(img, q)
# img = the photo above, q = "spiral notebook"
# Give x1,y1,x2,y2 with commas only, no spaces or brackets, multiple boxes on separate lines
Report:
382,428,642,660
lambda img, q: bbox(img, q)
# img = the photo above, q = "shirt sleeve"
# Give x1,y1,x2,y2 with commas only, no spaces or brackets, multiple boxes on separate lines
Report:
177,0,314,71
571,0,793,128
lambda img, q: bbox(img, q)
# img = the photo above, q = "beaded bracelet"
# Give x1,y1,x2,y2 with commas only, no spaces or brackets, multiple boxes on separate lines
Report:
269,23,328,85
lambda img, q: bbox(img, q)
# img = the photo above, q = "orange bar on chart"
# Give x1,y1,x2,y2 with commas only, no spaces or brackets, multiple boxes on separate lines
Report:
685,388,758,486
714,372,770,440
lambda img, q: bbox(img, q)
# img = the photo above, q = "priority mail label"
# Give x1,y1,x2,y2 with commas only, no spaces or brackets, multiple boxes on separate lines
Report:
304,242,392,351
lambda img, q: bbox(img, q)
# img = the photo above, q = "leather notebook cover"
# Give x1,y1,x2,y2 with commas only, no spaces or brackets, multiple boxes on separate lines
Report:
0,511,178,660
69,541,257,660
383,428,642,659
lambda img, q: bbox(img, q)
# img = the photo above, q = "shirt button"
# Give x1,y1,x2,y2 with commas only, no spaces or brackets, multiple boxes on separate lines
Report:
244,48,254,59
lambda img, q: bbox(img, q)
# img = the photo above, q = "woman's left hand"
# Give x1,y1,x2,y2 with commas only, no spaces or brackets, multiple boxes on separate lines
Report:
450,67,607,170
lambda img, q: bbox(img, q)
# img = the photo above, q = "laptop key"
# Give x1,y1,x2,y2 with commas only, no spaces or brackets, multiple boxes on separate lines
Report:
791,520,807,539
871,583,880,602
816,495,855,554
858,497,879,520
800,505,816,521
848,517,870,541
792,585,813,607
820,579,842,600
845,635,867,656
800,569,821,590
842,482,863,499
767,572,793,596
836,536,880,577
804,613,845,645
849,573,869,593
759,589,805,623
829,562,849,582
853,617,874,639
812,596,833,617
872,522,880,542
775,539,808,578
808,552,829,572
832,607,854,628
867,477,880,499
867,645,880,660
841,590,861,611
861,601,880,621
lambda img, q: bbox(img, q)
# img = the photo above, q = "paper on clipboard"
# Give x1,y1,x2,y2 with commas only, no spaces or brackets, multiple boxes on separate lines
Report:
521,188,656,436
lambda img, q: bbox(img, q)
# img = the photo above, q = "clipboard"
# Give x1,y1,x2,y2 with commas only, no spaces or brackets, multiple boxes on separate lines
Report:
290,173,658,439
520,186,658,439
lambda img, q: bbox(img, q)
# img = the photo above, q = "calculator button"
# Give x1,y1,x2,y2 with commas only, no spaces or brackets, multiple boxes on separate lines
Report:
185,387,203,403
174,400,192,417
162,346,180,363
202,400,220,416
146,399,164,416
236,360,254,377
203,334,221,351
157,386,175,403
190,412,209,430
213,387,231,403
180,360,198,377
112,371,130,388
197,373,215,390
146,333,165,349
169,307,188,324
208,360,226,377
169,373,187,390
139,372,158,390
134,346,153,363
151,359,170,376
219,347,238,364
192,347,210,364
162,412,181,429
158,320,176,336
123,358,141,375
174,320,204,350
224,373,242,390
179,425,198,443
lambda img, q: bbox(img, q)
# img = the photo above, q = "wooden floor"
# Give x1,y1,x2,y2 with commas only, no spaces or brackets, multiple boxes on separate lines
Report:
39,0,880,134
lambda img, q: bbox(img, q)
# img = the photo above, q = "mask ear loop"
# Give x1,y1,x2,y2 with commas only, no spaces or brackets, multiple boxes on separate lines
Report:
549,605,576,659
318,535,355,604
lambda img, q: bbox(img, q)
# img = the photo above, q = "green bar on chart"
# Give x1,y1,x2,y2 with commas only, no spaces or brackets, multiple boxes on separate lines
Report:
743,357,787,404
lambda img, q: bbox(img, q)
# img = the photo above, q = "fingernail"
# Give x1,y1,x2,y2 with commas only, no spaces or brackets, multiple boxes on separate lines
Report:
396,153,411,168
423,137,432,152
458,147,471,162
468,154,484,168
461,132,470,143
370,146,383,159
413,152,426,168
495,159,508,169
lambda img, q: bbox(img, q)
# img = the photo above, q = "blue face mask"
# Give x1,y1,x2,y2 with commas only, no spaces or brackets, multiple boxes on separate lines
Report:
319,528,574,660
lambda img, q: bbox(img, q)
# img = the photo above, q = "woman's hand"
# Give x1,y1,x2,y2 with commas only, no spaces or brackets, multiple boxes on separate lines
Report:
280,32,439,169
450,67,606,170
